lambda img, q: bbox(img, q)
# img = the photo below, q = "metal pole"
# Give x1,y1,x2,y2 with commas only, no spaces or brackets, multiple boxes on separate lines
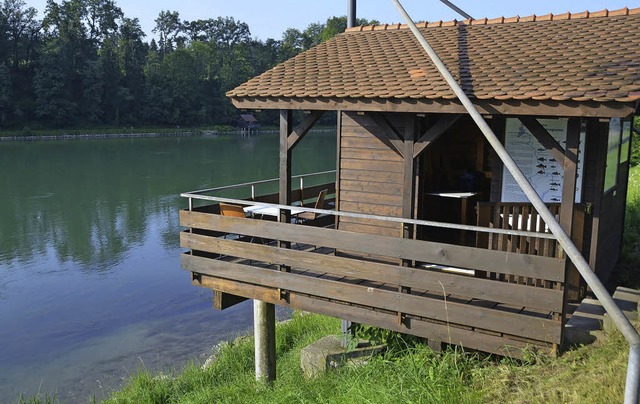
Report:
391,1,640,402
254,299,276,382
347,0,357,28
439,0,474,20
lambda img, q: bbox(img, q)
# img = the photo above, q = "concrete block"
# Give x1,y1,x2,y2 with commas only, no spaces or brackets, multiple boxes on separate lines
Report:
604,311,638,334
564,298,606,346
602,286,640,334
300,335,385,379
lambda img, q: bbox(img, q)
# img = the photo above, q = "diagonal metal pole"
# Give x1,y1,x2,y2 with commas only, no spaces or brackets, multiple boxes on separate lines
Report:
391,1,640,402
439,0,474,20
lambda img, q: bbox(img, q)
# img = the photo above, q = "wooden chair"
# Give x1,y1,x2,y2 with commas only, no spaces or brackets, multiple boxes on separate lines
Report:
219,203,247,218
219,203,265,246
294,189,327,223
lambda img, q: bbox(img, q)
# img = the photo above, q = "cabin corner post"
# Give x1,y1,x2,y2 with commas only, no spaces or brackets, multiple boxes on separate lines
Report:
398,113,417,326
560,118,581,303
279,109,293,289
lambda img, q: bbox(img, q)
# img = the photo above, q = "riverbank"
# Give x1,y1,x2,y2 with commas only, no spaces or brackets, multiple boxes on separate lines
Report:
98,311,631,403
0,127,335,141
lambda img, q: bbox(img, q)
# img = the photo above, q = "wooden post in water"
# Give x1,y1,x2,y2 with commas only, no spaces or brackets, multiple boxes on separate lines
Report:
253,299,276,382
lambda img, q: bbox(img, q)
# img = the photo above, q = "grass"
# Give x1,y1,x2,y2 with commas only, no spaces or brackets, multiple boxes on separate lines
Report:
104,313,481,404
18,310,635,403
99,311,634,404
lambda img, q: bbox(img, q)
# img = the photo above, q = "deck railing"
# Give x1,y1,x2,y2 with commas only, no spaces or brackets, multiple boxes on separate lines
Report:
179,171,570,357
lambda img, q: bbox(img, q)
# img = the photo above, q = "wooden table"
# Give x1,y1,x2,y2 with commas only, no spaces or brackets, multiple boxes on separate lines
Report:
425,192,478,243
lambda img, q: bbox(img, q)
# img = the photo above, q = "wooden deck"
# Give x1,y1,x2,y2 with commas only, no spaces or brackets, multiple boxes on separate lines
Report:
180,203,568,358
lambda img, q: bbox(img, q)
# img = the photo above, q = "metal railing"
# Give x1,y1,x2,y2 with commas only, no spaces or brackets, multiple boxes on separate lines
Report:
181,170,556,240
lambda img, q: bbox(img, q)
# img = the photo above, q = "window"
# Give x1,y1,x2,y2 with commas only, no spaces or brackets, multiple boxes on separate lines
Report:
603,118,622,193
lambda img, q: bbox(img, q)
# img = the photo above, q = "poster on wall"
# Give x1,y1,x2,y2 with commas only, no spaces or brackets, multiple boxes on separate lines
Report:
501,118,585,203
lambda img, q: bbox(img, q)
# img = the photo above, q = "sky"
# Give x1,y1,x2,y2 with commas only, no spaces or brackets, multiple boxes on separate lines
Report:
22,0,640,41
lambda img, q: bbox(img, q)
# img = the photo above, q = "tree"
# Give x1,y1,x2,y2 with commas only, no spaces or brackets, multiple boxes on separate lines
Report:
34,47,76,126
206,16,250,49
280,27,303,61
117,17,146,123
0,63,10,125
153,10,182,58
0,0,41,127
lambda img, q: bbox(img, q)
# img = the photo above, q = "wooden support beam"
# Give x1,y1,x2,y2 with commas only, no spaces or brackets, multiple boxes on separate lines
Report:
399,114,417,325
402,114,416,220
280,110,293,217
370,112,404,157
561,118,582,304
413,114,462,159
287,110,325,150
519,117,565,164
559,119,581,231
279,110,292,285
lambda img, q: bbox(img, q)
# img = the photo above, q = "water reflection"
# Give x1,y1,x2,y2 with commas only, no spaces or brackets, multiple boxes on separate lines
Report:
0,133,335,269
0,131,335,401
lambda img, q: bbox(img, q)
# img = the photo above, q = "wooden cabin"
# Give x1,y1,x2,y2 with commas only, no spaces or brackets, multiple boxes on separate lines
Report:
180,8,640,358
238,113,259,129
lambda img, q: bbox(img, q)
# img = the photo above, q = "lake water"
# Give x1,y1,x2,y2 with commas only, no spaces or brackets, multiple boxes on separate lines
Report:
0,131,336,402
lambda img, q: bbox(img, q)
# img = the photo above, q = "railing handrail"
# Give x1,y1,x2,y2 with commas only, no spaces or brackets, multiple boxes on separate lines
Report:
180,192,558,240
185,170,336,196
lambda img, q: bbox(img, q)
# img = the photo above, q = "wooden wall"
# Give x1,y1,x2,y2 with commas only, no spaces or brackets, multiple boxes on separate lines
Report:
337,112,404,237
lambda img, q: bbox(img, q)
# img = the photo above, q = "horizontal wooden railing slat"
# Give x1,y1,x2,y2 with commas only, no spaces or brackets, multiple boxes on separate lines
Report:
180,210,565,282
195,275,545,358
181,232,563,312
182,254,561,344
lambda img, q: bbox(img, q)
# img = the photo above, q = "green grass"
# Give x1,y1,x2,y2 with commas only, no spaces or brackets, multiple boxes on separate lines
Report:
104,313,480,404
100,311,636,404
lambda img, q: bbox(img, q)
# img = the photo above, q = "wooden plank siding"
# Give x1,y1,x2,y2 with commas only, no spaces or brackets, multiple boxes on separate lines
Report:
180,209,566,355
339,112,405,237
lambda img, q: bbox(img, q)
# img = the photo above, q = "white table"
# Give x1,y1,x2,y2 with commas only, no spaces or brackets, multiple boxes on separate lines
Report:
243,205,305,218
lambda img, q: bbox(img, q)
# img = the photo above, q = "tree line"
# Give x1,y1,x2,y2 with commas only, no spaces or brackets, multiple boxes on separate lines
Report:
0,0,376,130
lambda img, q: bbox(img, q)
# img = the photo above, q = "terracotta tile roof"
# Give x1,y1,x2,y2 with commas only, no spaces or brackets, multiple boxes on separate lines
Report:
228,8,640,105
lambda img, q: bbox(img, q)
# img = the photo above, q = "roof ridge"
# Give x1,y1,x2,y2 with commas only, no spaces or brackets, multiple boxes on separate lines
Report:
345,6,640,32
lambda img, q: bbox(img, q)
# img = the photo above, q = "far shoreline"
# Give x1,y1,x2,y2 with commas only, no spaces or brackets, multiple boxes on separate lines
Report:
0,127,336,142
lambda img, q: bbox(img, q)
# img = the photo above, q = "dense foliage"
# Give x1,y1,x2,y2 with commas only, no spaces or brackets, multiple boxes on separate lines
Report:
0,0,376,129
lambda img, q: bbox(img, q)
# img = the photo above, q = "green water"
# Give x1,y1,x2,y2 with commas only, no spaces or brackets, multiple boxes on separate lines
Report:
0,131,336,402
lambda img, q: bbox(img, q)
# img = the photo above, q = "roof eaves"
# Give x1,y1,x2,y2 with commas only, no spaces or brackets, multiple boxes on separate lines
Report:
343,7,640,32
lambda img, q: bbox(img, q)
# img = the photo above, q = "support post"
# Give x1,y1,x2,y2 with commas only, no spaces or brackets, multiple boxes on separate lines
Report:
254,300,276,382
252,110,293,384
398,113,416,326
560,118,581,302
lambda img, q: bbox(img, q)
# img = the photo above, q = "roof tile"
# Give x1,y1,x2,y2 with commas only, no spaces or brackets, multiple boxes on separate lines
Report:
228,8,640,104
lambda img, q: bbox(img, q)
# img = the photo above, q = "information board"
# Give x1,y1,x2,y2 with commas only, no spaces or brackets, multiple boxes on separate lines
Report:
501,118,585,203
